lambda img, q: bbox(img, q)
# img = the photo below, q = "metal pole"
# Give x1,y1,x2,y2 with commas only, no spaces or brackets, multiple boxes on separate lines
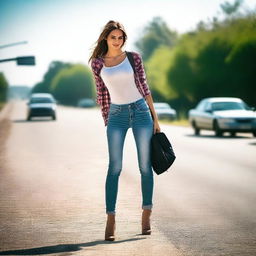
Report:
0,58,16,63
0,41,28,49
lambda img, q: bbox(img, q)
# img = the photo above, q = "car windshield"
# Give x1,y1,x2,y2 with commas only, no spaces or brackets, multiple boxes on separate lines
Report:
211,101,249,111
30,97,54,104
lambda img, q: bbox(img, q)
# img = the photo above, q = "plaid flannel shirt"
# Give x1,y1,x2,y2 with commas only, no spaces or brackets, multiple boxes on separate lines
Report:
91,51,151,126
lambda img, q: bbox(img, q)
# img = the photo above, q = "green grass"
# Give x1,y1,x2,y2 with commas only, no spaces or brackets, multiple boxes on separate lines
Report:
158,110,190,127
0,102,5,112
159,118,190,127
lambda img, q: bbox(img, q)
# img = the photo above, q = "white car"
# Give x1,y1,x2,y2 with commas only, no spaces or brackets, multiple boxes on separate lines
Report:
27,93,57,121
188,97,256,137
153,102,177,120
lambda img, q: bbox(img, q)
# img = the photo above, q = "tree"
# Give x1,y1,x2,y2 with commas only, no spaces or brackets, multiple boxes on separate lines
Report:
225,38,256,105
32,82,45,93
135,17,177,60
51,64,95,105
220,0,243,16
145,46,177,101
32,61,71,93
0,72,8,102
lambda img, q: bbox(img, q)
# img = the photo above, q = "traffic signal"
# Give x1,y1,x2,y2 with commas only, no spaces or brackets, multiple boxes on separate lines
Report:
16,56,35,65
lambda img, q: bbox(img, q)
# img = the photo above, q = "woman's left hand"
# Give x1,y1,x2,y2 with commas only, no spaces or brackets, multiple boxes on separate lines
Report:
153,120,161,134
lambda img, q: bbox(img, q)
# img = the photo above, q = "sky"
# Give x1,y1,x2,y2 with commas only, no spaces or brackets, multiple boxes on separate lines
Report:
0,0,255,87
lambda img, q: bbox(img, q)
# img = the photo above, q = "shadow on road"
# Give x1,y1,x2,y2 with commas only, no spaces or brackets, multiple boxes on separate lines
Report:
186,134,253,139
12,119,54,123
0,237,146,255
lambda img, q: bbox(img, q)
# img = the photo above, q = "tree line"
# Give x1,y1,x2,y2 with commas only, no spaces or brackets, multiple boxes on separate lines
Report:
139,0,256,117
32,61,95,105
0,61,95,107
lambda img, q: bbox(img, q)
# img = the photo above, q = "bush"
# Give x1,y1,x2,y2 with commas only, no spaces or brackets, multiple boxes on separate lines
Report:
0,72,8,102
51,64,95,105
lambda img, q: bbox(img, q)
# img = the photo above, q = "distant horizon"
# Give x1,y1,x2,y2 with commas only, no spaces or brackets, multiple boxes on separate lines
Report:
0,0,255,87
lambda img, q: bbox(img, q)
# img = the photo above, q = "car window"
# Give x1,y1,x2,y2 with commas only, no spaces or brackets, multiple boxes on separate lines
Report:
204,102,213,111
154,103,171,109
155,105,170,109
30,97,54,104
211,102,246,111
196,100,206,111
242,102,251,110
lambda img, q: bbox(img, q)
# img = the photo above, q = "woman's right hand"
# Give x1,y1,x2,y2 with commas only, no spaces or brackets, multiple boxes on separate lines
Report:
153,120,161,134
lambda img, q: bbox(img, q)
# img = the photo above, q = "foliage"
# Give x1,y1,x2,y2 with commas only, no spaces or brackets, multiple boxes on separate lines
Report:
166,13,256,111
51,64,95,105
0,72,8,102
32,61,71,93
225,37,256,105
220,0,243,16
135,17,178,61
137,5,256,117
32,61,95,106
145,46,177,102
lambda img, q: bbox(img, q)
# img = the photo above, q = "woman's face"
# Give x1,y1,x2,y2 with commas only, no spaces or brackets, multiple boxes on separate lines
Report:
106,29,124,51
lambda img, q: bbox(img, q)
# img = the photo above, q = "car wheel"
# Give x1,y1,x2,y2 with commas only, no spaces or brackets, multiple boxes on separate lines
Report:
27,116,31,121
230,132,236,137
192,120,200,135
52,115,56,120
252,131,256,137
213,120,223,137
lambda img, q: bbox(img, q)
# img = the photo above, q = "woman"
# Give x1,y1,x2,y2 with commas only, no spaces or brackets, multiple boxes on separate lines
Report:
89,20,160,241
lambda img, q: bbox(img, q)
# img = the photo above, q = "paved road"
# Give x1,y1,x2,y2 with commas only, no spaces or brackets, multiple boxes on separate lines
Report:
0,101,255,256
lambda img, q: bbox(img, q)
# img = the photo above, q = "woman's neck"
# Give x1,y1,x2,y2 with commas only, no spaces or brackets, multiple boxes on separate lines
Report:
105,49,124,58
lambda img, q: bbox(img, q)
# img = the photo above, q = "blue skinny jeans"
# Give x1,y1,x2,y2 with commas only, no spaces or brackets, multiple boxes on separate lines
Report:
106,98,154,215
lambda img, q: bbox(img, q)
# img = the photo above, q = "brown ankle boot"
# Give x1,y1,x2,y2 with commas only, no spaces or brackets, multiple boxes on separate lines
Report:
142,209,152,235
105,214,116,241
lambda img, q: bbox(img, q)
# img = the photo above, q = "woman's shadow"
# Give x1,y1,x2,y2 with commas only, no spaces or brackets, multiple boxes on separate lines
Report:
0,237,145,255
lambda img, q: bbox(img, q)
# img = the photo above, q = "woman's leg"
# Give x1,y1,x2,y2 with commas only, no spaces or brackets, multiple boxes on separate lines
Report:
106,125,128,214
105,213,116,241
132,100,154,235
132,109,154,210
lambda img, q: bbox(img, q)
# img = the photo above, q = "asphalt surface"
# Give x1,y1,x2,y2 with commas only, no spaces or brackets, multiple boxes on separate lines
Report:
0,101,256,256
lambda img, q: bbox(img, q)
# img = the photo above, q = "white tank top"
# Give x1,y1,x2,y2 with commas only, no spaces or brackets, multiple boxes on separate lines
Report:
101,56,142,104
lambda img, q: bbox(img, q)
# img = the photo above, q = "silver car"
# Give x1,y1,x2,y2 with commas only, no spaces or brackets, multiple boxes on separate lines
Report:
153,102,177,120
77,98,96,108
188,97,256,137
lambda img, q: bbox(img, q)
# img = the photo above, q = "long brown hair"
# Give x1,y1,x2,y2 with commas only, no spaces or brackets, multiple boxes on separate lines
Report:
89,20,127,62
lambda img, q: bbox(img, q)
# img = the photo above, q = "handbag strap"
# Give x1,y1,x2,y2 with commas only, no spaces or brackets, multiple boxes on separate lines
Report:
126,51,136,74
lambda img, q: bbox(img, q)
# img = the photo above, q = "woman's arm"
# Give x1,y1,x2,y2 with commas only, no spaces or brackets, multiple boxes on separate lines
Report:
132,52,160,133
145,94,161,134
91,58,111,126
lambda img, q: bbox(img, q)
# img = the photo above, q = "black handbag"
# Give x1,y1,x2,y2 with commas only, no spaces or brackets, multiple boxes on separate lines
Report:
151,132,176,175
